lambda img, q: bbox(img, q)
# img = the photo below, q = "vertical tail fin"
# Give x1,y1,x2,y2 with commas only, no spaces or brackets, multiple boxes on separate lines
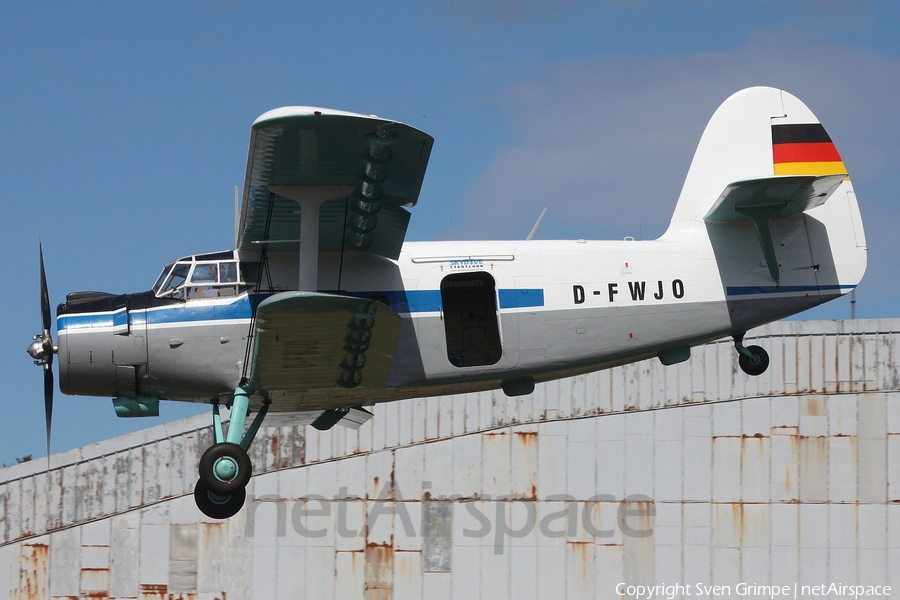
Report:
669,87,849,224
666,87,866,322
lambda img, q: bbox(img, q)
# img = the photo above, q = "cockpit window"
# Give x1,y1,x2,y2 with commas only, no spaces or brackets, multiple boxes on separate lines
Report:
191,263,219,284
152,262,174,294
220,261,238,283
153,254,244,300
159,263,190,297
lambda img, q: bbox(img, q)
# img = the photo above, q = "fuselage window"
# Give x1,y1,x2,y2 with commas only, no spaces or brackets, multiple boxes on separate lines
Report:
440,272,502,368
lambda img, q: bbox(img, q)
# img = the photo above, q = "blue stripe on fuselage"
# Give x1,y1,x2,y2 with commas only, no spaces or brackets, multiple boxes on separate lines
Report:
57,307,128,330
57,288,546,330
726,284,855,296
498,288,544,309
347,289,545,312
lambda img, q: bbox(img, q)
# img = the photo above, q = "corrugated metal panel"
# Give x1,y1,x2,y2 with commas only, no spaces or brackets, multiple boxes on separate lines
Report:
0,319,899,598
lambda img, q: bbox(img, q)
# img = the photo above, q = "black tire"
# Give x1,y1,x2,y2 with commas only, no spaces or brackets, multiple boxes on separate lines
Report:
738,344,769,376
194,479,246,519
199,442,252,495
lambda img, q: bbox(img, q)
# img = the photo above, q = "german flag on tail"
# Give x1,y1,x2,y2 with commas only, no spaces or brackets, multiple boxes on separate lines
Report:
772,123,847,177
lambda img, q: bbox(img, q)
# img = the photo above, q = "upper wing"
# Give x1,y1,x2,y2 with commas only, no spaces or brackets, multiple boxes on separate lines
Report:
247,291,402,394
237,107,434,260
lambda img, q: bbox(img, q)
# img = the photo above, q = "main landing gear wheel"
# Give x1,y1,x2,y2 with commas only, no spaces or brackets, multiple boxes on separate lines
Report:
194,479,246,520
733,333,769,376
192,388,271,519
738,345,769,376
199,442,252,495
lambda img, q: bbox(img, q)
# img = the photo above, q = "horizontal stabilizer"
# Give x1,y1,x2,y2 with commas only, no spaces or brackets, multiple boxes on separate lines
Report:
704,174,846,283
338,406,374,429
704,174,846,223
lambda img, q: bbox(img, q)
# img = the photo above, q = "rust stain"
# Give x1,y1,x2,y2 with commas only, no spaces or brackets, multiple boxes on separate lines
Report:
20,543,48,600
397,550,419,580
79,567,109,593
365,544,394,591
270,435,280,465
630,500,655,537
568,541,593,584
733,502,746,546
200,521,226,548
771,426,799,434
804,396,825,416
140,583,168,600
514,430,538,443
740,434,767,461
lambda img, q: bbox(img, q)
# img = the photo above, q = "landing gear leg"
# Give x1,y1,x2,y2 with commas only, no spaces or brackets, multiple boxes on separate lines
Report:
733,333,769,376
194,387,270,519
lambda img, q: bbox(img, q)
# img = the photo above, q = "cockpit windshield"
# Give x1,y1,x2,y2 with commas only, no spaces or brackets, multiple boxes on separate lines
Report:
152,251,247,300
159,263,190,298
151,263,174,294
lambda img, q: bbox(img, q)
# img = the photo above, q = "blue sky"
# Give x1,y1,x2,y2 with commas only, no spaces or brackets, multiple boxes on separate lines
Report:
1,1,898,463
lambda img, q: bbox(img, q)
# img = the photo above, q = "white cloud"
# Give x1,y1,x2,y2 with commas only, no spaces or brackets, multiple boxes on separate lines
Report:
450,33,900,315
455,34,900,242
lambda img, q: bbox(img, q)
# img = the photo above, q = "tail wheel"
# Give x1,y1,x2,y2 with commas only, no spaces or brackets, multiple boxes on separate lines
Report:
199,442,252,495
738,344,769,376
194,479,246,520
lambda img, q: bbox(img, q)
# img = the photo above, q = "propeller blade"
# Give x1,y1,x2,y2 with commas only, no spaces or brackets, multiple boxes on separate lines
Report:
44,366,53,459
40,241,51,334
37,240,55,462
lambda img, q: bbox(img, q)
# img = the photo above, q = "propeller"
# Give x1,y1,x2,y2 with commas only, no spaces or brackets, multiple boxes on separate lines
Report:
26,242,57,460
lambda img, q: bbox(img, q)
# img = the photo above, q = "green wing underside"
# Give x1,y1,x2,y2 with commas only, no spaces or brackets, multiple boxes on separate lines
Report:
247,292,402,395
237,112,433,260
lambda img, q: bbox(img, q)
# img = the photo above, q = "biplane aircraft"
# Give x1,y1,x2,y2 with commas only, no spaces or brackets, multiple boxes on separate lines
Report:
27,87,866,518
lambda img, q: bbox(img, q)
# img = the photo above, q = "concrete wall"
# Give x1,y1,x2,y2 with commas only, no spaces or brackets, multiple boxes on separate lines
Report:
1,319,898,599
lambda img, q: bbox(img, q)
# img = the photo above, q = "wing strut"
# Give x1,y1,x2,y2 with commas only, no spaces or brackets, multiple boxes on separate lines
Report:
240,192,277,385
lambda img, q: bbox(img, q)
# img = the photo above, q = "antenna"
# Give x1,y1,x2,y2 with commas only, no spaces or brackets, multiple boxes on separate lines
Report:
234,186,240,246
526,207,548,241
850,289,856,320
